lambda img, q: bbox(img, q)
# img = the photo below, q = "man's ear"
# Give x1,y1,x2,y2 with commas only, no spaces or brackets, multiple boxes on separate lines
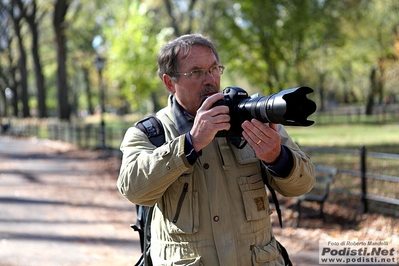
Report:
163,74,176,94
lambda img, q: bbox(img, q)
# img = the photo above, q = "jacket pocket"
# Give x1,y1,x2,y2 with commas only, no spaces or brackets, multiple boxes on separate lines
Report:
238,174,271,221
157,257,203,266
172,182,188,223
251,237,285,266
163,171,199,235
172,257,202,266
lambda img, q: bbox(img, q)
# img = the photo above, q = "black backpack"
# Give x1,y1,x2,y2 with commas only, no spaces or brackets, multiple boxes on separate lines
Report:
131,116,165,266
132,116,292,266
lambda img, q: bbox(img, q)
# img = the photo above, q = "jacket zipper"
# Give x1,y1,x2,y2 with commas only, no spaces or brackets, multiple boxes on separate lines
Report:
173,182,189,223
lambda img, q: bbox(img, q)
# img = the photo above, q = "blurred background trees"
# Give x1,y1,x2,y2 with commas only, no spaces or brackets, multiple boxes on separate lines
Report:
0,0,398,121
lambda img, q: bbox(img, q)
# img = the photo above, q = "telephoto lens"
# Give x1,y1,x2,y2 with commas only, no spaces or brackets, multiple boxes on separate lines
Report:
213,86,317,137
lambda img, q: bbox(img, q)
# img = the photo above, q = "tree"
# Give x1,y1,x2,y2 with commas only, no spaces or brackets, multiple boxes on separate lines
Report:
104,1,170,113
0,46,18,117
2,0,398,119
16,0,47,118
67,0,107,116
0,5,18,117
2,0,30,117
362,0,399,114
53,0,70,120
161,0,198,37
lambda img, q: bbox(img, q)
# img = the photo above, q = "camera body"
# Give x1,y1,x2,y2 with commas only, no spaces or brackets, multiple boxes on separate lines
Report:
213,86,316,137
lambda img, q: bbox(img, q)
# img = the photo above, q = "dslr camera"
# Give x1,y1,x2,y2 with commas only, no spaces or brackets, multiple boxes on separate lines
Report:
213,86,317,137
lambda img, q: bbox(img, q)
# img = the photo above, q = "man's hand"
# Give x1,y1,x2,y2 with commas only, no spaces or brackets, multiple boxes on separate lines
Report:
190,93,230,152
241,119,281,164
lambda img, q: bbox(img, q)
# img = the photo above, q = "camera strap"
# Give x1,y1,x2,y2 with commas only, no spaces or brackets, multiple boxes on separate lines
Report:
261,166,283,228
227,137,248,149
261,166,293,266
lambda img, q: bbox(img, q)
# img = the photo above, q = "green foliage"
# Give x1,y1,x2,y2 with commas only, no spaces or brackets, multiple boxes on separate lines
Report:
1,0,399,117
103,1,172,111
214,0,368,95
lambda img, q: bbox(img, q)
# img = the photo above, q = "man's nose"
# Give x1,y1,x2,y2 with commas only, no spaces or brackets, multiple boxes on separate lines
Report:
203,70,217,84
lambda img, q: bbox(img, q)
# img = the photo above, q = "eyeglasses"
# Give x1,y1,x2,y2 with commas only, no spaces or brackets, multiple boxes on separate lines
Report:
173,65,225,79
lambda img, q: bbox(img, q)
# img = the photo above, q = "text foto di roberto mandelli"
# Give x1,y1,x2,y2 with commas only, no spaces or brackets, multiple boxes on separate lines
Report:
328,240,391,246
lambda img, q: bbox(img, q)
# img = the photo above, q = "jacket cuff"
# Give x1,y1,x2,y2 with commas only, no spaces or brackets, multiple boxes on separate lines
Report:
184,132,202,165
263,145,293,178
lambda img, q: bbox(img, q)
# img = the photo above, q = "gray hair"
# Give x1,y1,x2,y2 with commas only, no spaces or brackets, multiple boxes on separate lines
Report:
157,34,220,80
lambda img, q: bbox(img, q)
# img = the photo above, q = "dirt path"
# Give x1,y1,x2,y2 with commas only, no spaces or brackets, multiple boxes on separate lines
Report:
0,136,140,266
0,136,397,266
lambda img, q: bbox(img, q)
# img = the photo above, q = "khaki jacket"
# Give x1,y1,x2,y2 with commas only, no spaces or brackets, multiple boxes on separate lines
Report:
117,96,315,266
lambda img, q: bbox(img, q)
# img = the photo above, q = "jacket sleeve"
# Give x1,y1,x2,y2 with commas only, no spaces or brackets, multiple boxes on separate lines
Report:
267,124,315,197
117,126,191,206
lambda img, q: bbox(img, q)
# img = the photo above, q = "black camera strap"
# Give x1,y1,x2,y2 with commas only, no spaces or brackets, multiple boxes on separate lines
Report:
261,165,283,228
261,166,293,266
227,136,248,149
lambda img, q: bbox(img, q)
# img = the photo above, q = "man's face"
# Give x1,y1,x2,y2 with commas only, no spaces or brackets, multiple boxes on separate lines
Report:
163,45,221,116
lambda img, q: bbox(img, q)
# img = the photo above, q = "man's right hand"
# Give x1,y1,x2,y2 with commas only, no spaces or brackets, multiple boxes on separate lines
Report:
190,93,230,152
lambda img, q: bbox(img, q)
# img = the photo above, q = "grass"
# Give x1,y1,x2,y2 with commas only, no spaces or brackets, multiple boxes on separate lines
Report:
285,123,399,154
285,122,399,216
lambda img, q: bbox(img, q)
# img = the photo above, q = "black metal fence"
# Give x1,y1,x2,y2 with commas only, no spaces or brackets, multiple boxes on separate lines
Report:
314,103,399,125
5,118,127,157
3,117,399,217
301,146,399,217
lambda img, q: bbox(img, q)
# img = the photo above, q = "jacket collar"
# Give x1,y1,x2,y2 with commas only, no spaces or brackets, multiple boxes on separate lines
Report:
170,95,194,135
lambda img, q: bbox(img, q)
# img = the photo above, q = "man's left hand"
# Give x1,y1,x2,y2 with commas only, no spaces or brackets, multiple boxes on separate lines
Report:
241,119,281,164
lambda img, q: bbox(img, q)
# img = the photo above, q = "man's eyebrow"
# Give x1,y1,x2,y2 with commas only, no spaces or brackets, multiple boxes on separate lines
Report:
189,61,219,70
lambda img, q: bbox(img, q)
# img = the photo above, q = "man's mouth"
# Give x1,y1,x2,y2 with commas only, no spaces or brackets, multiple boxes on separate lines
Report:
204,92,216,97
199,86,219,98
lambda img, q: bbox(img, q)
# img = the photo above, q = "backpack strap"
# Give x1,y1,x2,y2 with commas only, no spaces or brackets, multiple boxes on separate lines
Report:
132,116,165,266
134,116,165,147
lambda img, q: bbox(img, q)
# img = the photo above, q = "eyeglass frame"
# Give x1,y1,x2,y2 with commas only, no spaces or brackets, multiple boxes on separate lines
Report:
172,65,225,79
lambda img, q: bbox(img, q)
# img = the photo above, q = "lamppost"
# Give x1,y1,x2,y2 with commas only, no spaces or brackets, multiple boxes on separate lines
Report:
92,35,108,151
94,54,106,150
2,87,13,134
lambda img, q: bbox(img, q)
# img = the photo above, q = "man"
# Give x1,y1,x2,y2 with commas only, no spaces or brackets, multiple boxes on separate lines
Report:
117,34,315,266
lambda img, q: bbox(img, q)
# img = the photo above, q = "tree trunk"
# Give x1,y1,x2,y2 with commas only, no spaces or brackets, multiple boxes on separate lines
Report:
365,66,377,115
0,51,7,117
2,2,18,117
22,0,47,118
8,62,19,117
0,89,5,117
7,0,30,118
7,56,19,117
150,91,161,112
53,0,70,121
317,72,327,112
31,26,47,117
82,67,94,115
13,18,30,117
